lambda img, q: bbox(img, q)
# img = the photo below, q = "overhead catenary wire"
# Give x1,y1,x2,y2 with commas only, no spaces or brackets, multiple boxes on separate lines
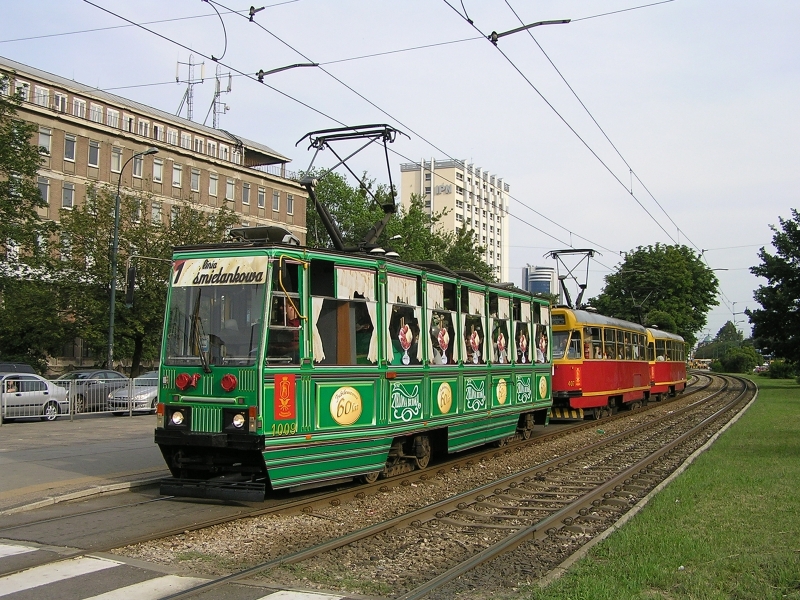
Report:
441,0,679,246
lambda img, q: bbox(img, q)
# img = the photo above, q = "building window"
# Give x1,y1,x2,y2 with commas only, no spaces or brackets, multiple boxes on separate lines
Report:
152,124,163,141
151,201,162,224
232,149,242,164
456,172,464,181
209,173,218,196
207,141,217,157
106,108,119,128
424,186,431,196
166,128,178,145
172,164,182,188
424,173,431,181
152,158,163,183
190,168,200,192
62,182,74,208
455,200,463,208
123,114,134,132
242,183,250,205
38,177,49,205
257,186,265,208
38,127,51,155
286,194,294,215
180,132,191,149
132,154,143,178
88,140,100,168
272,190,279,211
456,213,463,222
53,92,67,113
111,147,122,172
219,145,229,161
225,179,235,201
89,103,103,123
137,119,150,137
64,135,76,162
72,98,86,119
241,220,249,228
14,80,30,102
33,86,49,107
193,137,204,153
171,205,179,224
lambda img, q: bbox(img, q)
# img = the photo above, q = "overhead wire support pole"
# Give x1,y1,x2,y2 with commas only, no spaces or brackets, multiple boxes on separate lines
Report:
488,19,571,45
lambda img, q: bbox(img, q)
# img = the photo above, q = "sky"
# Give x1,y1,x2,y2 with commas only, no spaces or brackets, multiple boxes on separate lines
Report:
2,0,797,341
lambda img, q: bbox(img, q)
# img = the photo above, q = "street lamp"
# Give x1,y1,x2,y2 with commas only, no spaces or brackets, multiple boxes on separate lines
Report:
107,147,158,369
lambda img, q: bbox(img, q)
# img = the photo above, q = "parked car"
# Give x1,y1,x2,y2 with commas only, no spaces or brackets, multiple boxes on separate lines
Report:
0,373,69,422
107,371,159,415
0,363,36,374
54,369,129,413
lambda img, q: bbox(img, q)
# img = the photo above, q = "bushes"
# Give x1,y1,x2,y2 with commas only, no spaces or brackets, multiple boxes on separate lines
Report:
767,359,796,379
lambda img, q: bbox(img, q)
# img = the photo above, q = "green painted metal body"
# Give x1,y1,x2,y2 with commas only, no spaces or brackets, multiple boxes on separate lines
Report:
156,245,553,490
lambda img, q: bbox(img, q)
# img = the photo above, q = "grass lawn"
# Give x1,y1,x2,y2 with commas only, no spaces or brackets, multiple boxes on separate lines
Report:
524,375,800,600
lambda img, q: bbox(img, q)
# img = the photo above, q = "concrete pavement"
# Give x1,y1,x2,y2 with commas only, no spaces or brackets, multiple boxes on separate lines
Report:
0,413,169,514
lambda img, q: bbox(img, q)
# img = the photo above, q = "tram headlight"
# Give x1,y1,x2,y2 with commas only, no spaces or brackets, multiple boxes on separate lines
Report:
232,413,246,428
171,410,185,426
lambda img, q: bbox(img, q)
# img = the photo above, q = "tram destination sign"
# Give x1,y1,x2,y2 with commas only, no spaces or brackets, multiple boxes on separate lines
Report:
172,256,269,286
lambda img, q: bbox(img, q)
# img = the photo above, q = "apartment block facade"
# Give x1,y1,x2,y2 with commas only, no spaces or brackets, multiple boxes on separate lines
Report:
0,55,307,368
399,159,510,282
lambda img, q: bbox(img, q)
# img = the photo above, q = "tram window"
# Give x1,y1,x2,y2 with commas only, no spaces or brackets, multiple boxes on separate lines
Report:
460,286,470,313
489,293,499,317
429,310,456,365
463,315,485,364
535,323,549,363
312,296,376,365
567,329,582,359
586,327,603,359
491,318,510,364
666,341,674,361
552,331,568,359
648,342,655,361
512,298,521,321
636,334,645,360
266,293,302,365
309,260,334,297
272,260,300,293
623,333,632,360
443,283,457,311
656,340,666,361
603,329,615,360
532,303,540,324
515,322,531,363
389,304,422,365
463,289,486,365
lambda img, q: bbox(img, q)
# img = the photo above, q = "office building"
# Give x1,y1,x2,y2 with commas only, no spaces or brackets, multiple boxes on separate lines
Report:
399,159,509,281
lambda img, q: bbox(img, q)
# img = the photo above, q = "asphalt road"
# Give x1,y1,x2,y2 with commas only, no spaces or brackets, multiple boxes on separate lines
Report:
0,413,169,513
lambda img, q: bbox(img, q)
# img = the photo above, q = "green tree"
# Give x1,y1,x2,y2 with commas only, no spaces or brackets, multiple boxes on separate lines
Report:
719,345,760,374
589,244,719,346
0,74,56,263
748,209,800,366
306,172,494,280
0,74,61,369
715,321,743,344
56,185,237,374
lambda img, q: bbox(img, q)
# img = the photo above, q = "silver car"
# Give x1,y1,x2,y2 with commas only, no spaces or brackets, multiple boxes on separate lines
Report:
0,373,69,422
107,371,159,415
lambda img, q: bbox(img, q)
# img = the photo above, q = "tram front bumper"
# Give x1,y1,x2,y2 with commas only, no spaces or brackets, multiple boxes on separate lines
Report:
155,428,265,451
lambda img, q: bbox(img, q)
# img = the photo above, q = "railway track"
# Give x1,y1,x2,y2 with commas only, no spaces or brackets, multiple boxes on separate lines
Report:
0,372,720,594
136,372,749,600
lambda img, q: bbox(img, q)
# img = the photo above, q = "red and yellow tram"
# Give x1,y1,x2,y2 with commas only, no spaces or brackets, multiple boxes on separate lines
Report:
549,308,685,420
646,328,687,401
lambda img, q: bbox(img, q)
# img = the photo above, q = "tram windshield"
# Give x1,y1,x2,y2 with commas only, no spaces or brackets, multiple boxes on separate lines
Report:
552,331,569,359
165,256,268,367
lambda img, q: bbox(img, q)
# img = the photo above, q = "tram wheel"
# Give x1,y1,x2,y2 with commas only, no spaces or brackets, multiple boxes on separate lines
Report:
360,471,380,484
413,435,431,470
519,413,534,440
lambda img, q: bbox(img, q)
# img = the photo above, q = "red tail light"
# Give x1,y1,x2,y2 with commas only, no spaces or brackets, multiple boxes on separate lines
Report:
221,374,238,392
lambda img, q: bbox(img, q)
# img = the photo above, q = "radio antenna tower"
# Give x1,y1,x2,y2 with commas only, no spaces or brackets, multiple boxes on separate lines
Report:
175,54,205,121
204,64,232,129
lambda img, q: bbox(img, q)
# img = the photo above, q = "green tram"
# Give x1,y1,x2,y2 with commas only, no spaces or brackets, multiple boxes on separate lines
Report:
155,126,552,500
155,243,553,499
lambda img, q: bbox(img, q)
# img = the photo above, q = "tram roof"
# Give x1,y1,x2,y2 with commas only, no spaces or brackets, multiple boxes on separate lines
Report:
553,307,647,333
171,242,536,298
646,328,685,342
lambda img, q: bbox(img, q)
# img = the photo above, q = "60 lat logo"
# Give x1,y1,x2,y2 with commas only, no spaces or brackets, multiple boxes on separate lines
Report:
330,386,363,425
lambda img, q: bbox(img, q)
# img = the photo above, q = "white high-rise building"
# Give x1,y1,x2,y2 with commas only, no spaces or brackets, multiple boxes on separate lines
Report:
399,159,510,281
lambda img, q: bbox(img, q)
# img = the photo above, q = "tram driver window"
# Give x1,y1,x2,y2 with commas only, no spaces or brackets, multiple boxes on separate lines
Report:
266,293,302,365
567,329,582,359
